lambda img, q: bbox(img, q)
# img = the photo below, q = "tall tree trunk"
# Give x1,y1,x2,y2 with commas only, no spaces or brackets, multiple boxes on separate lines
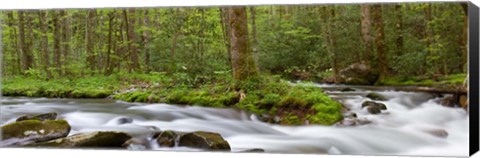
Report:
394,4,404,57
360,4,374,65
53,11,63,75
86,9,96,74
220,8,232,67
7,12,19,75
38,11,52,79
142,9,151,72
372,4,387,82
105,11,115,75
18,11,33,73
124,8,140,72
60,10,71,75
249,7,259,72
228,7,258,81
322,6,339,83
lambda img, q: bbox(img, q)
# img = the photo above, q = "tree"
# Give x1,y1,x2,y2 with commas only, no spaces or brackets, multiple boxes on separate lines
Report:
18,11,33,73
371,4,387,82
38,11,52,79
86,9,97,74
394,4,404,56
228,6,258,80
360,4,373,64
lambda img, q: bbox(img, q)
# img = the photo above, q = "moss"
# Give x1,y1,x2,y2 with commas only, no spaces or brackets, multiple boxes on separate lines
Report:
1,120,71,140
30,131,132,148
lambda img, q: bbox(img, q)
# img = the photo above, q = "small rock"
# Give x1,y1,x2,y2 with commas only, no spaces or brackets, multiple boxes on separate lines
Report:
366,93,387,101
1,120,70,146
29,131,132,148
117,117,134,125
16,112,58,122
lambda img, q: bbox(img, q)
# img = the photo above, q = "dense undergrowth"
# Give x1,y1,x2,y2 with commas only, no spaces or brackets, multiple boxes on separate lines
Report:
2,73,344,126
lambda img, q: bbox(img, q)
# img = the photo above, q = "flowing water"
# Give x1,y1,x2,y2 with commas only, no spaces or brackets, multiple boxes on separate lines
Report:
0,84,469,156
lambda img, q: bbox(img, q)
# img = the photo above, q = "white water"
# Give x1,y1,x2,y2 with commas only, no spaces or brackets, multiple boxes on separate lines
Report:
0,85,469,156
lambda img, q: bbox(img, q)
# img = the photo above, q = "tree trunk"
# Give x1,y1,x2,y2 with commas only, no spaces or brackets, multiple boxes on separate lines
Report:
394,4,404,57
60,10,71,75
228,7,258,81
250,7,259,72
360,4,374,65
124,8,140,72
38,11,52,79
18,11,33,73
371,4,387,82
53,11,62,75
220,8,232,67
86,9,96,74
105,11,115,75
142,9,151,72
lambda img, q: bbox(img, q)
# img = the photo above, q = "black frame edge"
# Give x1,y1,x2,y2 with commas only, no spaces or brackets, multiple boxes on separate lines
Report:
469,1,480,157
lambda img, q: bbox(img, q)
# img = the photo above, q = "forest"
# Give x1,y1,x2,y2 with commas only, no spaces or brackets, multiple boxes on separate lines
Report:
0,2,472,154
1,2,469,125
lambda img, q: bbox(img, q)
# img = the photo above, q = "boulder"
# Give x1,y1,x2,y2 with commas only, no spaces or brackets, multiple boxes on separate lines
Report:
0,120,70,146
365,93,387,101
362,101,387,114
29,131,132,148
16,112,58,122
155,130,231,151
338,62,379,85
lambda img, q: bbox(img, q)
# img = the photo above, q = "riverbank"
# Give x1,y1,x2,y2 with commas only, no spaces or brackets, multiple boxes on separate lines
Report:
1,73,343,125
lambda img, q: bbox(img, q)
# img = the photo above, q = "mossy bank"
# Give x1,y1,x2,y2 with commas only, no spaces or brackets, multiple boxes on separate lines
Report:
2,73,344,126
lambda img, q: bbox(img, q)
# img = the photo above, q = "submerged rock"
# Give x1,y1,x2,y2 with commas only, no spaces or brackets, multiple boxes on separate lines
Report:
16,112,58,122
340,88,356,92
362,101,387,114
366,93,387,101
0,120,70,146
29,131,132,148
155,130,230,151
422,129,449,138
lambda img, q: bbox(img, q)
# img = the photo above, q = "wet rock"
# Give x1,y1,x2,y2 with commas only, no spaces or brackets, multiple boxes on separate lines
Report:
439,95,456,107
423,129,449,138
362,101,386,115
338,62,379,85
155,130,180,147
340,88,356,92
0,120,70,146
30,131,132,148
16,112,58,122
178,131,231,150
366,106,381,114
117,117,134,125
459,95,468,109
366,93,387,101
155,130,230,151
362,101,387,110
344,113,357,119
337,118,372,127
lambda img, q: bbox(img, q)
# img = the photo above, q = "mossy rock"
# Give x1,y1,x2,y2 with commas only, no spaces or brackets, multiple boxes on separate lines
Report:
178,131,231,150
1,120,70,145
362,101,386,114
155,130,230,151
238,148,265,152
16,112,58,122
29,131,132,148
361,101,387,110
366,92,387,101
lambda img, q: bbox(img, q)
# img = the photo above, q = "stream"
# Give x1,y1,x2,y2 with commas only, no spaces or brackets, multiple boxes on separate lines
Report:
0,84,469,156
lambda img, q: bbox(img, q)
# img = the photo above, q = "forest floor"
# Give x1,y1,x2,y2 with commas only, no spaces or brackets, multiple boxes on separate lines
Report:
1,73,344,125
